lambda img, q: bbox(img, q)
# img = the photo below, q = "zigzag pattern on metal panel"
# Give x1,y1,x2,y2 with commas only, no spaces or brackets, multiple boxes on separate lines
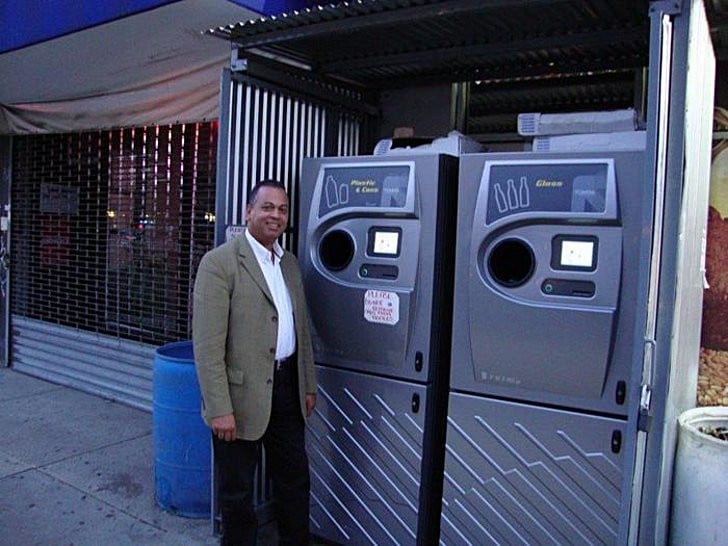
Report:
441,396,625,546
307,373,427,545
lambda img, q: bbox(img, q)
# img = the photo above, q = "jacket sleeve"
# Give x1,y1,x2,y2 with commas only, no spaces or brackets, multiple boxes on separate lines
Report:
192,250,234,421
298,292,317,396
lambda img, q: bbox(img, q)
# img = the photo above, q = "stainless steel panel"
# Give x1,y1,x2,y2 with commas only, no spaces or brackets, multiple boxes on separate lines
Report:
308,366,429,545
452,151,647,416
298,154,458,381
441,393,627,546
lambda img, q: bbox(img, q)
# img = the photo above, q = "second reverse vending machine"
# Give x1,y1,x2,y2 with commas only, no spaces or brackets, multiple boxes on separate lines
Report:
298,153,458,545
441,150,649,545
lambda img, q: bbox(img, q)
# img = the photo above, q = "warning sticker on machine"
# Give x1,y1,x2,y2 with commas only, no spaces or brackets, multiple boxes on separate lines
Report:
364,290,399,325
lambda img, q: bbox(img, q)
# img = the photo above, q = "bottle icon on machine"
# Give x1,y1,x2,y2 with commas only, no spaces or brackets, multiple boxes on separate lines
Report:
507,178,519,209
325,175,339,208
324,174,350,210
518,176,530,208
494,184,508,213
493,177,530,214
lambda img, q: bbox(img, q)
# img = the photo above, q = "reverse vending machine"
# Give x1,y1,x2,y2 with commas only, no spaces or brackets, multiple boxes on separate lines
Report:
441,151,648,545
298,153,458,545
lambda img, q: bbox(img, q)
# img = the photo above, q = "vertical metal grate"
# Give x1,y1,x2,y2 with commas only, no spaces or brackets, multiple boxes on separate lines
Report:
11,123,217,347
219,72,365,251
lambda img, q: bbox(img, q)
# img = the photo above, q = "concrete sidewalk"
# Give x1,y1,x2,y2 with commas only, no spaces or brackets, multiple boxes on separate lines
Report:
0,367,277,546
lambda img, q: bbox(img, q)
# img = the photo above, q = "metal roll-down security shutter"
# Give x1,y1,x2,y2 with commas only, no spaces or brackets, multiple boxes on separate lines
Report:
10,124,218,410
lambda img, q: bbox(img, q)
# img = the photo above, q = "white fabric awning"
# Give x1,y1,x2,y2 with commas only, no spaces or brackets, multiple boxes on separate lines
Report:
0,0,258,134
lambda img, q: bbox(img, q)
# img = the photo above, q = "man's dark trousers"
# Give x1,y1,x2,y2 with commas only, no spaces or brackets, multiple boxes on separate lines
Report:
213,357,310,545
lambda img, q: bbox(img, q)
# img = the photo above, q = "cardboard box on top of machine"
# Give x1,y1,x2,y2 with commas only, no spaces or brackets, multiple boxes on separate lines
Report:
531,130,647,153
518,108,640,136
373,130,485,157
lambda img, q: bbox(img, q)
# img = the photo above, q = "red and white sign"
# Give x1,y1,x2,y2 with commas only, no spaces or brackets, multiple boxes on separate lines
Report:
363,289,399,325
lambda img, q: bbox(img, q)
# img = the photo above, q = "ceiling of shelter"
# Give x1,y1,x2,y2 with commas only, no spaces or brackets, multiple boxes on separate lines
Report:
213,0,651,87
211,0,728,137
2,0,726,135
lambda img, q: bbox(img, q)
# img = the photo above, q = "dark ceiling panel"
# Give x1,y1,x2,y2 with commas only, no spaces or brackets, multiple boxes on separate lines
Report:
210,0,727,136
213,0,651,88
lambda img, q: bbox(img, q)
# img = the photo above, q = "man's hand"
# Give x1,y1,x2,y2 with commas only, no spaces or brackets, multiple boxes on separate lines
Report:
305,394,317,417
211,413,236,442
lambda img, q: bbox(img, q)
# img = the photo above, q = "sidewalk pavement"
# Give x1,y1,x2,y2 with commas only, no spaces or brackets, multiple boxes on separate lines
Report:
0,367,278,546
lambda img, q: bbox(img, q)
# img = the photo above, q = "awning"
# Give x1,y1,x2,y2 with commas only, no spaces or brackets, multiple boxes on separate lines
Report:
0,0,305,134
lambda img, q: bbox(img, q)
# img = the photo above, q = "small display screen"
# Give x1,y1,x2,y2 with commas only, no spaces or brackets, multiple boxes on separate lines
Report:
373,231,400,255
367,227,402,257
318,164,411,217
560,240,595,268
551,235,598,271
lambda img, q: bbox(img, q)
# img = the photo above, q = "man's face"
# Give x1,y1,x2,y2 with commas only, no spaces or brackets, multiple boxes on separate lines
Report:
246,186,289,249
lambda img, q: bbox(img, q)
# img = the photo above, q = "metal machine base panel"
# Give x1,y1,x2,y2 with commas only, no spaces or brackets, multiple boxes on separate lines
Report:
441,392,627,545
307,365,429,545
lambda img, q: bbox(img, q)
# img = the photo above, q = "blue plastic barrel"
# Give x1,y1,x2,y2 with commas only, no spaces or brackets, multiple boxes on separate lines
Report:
153,340,211,518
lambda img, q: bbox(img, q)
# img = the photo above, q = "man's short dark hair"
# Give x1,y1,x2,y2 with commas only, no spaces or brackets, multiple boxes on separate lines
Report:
248,180,288,205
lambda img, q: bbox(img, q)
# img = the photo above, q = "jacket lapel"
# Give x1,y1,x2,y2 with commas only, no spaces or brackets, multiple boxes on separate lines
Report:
237,233,274,304
280,256,300,317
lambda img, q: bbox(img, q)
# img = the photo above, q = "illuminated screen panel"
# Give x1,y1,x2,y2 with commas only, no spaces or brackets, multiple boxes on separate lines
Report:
318,164,411,217
367,227,402,257
485,162,609,224
373,231,400,255
551,235,598,271
560,240,595,268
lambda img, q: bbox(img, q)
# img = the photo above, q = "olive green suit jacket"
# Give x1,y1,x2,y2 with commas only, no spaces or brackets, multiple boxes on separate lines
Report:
192,233,316,441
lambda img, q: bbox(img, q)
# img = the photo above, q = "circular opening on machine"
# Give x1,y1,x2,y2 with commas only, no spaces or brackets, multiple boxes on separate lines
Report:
487,238,535,288
319,229,355,272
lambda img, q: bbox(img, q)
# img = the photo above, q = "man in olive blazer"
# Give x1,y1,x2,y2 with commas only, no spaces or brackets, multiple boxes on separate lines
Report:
192,180,316,545
192,230,317,438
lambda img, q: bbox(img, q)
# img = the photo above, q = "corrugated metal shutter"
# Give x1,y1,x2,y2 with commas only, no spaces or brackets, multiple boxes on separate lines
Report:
10,123,217,406
11,316,155,410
